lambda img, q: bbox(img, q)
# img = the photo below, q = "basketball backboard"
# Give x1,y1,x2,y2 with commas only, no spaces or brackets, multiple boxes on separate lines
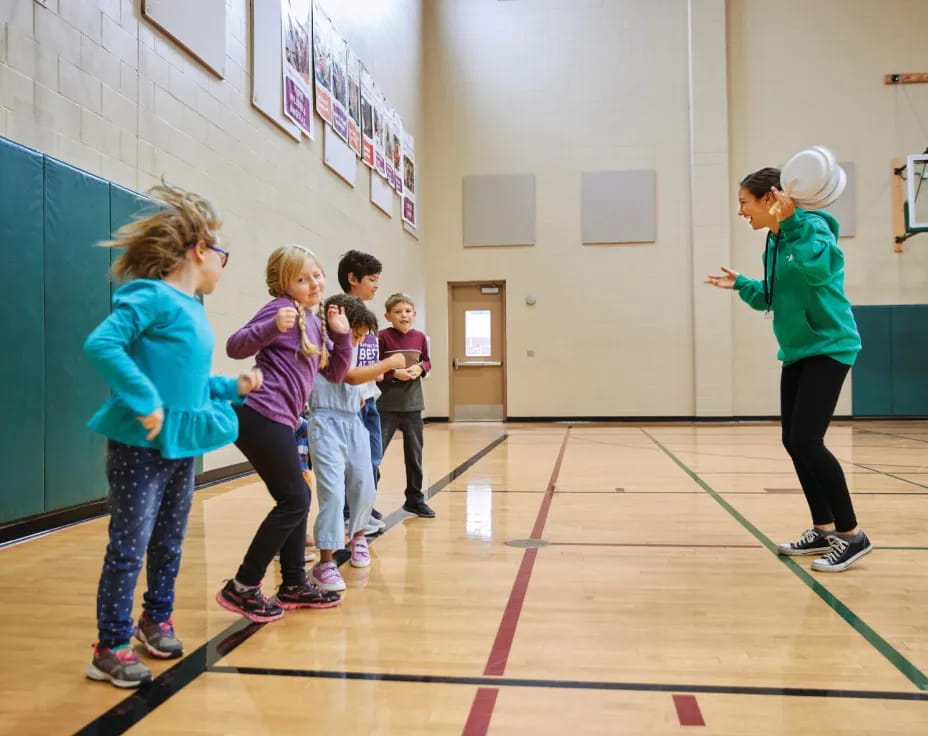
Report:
905,153,928,231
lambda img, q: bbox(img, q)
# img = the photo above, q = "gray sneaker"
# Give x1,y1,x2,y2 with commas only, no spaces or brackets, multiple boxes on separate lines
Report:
135,615,184,659
86,644,153,688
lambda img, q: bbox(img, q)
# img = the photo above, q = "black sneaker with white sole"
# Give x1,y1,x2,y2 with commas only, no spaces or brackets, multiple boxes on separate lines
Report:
811,532,873,572
777,528,833,556
403,500,436,518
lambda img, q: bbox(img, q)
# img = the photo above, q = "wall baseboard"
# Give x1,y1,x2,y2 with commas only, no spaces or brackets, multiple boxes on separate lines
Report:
0,500,110,546
0,461,257,547
196,461,254,487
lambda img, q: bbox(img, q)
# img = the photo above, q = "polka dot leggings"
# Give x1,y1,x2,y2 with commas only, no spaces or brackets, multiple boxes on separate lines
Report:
96,440,194,649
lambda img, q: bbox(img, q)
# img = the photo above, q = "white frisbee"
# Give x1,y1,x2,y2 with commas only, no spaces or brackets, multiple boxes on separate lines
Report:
781,147,834,200
798,164,846,210
810,145,837,174
799,147,840,202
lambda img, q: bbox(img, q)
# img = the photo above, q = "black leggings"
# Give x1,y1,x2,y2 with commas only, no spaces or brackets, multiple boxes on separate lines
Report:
234,405,310,587
780,355,857,532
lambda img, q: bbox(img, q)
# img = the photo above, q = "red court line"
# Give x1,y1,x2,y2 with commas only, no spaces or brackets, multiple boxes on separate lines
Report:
484,548,537,676
530,428,571,539
482,428,571,673
550,542,761,549
672,694,706,726
461,688,499,736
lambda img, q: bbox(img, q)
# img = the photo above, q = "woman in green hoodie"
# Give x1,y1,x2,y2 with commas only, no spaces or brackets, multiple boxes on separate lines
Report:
706,167,872,572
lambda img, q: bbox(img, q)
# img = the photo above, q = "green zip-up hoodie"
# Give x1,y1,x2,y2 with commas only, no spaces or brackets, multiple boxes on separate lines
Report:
733,208,861,366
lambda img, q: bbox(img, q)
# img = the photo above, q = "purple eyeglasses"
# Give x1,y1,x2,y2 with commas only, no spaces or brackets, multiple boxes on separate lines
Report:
186,241,229,267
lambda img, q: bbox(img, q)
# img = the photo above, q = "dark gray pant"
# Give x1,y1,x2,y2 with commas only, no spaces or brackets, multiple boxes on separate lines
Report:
380,410,424,504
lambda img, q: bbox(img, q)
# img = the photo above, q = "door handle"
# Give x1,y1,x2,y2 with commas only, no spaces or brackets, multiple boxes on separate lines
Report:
453,359,502,369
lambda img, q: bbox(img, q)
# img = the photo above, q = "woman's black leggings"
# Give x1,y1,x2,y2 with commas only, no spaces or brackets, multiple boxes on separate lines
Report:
780,355,857,532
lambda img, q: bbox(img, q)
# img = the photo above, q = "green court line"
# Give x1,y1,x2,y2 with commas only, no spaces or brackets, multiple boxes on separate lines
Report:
641,428,928,691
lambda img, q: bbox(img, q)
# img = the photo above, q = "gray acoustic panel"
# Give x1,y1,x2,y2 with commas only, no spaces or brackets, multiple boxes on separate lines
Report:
370,169,393,217
582,169,656,244
142,0,226,78
324,124,357,187
463,174,535,247
823,162,856,238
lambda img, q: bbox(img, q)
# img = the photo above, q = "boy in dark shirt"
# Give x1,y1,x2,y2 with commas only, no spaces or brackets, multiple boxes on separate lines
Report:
377,293,434,518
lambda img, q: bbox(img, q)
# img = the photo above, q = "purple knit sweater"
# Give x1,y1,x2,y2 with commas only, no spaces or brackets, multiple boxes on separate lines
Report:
227,297,352,427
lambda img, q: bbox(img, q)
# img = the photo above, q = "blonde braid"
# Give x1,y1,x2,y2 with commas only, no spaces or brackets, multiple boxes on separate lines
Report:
264,244,325,357
293,299,321,358
317,303,330,369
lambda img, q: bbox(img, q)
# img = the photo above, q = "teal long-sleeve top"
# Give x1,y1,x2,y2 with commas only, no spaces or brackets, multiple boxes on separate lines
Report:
84,279,242,459
733,209,861,366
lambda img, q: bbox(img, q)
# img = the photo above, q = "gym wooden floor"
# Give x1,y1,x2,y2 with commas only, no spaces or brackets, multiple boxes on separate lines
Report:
1,421,927,734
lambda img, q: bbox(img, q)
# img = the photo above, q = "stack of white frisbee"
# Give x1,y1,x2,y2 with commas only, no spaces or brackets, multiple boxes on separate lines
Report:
780,145,846,210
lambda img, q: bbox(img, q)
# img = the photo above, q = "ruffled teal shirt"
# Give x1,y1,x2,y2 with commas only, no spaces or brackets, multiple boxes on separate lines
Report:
84,279,242,459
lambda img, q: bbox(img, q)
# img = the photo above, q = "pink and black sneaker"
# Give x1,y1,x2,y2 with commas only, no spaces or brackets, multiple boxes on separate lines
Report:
216,580,284,623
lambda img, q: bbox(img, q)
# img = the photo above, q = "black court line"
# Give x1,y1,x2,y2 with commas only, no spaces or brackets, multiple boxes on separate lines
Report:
699,472,928,476
851,463,928,491
207,665,928,702
379,434,508,533
74,618,261,736
444,489,616,494
858,428,928,445
74,433,508,735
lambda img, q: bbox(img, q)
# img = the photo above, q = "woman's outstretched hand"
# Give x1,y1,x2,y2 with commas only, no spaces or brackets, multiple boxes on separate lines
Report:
705,266,739,289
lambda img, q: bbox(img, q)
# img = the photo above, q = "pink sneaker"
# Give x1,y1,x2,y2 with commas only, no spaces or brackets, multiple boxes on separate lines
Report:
349,535,370,568
310,561,345,592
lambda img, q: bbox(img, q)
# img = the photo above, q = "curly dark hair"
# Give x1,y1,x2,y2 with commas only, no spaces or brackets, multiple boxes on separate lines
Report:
337,250,382,292
323,293,378,334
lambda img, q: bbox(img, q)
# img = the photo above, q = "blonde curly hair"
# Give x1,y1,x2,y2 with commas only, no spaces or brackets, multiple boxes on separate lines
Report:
105,183,222,282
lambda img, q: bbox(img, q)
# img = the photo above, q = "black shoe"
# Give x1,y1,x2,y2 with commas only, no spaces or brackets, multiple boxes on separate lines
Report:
216,580,284,623
370,507,383,520
811,532,873,572
776,528,832,556
272,581,341,610
402,500,436,518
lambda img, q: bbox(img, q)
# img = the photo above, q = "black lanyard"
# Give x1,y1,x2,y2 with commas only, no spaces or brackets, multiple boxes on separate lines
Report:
763,231,780,311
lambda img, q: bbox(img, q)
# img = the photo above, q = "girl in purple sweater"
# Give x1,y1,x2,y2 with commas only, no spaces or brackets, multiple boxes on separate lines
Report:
217,244,352,622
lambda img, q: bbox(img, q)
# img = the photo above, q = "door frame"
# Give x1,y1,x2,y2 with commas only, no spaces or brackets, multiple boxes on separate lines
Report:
447,280,508,422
